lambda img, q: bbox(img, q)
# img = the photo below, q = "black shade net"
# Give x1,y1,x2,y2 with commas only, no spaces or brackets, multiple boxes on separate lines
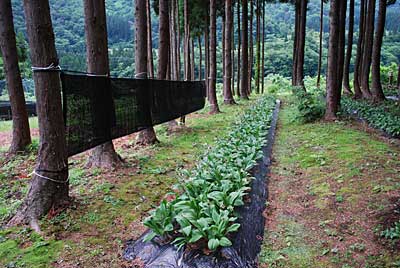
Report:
61,72,206,157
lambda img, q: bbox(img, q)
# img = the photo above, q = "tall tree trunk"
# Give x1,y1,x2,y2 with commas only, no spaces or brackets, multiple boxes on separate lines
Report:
180,0,191,125
232,19,235,96
176,0,181,80
296,0,307,88
158,0,169,80
353,0,366,98
0,0,31,154
255,0,261,94
191,37,195,80
360,0,375,99
292,0,300,86
223,0,235,104
236,1,241,97
85,0,122,168
198,36,202,80
209,0,221,114
261,0,266,94
371,0,387,102
184,0,191,81
205,25,209,98
316,0,323,88
222,12,226,85
336,0,347,103
135,0,158,145
167,2,179,128
343,0,354,94
169,0,176,80
146,0,154,78
325,0,340,120
248,0,254,94
241,0,249,99
9,0,68,227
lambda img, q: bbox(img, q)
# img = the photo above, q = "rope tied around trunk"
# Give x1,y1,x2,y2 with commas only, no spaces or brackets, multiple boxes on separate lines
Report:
31,63,61,72
29,168,69,184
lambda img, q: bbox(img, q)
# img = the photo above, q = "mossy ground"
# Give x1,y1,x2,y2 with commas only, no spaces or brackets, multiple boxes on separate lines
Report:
0,99,253,268
260,95,400,268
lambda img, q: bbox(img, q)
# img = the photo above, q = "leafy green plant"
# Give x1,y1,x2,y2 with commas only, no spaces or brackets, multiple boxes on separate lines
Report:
143,96,277,251
341,97,400,137
143,200,175,242
292,87,325,123
381,221,400,240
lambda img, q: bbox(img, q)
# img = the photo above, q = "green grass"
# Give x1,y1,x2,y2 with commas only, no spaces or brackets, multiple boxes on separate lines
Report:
260,94,400,268
0,117,38,132
0,98,256,267
0,228,63,268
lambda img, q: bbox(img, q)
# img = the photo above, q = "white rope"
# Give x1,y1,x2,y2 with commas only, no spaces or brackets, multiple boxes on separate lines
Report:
29,170,69,184
31,63,61,72
86,73,108,77
135,72,147,79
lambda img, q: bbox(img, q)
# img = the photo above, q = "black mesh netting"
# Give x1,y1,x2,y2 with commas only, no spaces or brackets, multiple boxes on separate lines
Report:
61,73,206,156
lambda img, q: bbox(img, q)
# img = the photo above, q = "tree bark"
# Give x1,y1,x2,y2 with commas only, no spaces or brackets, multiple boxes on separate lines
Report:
176,0,181,80
169,0,176,80
292,0,300,86
191,37,195,80
371,0,387,102
360,0,375,99
146,0,154,78
255,0,261,94
296,0,307,88
135,0,158,145
353,0,366,99
198,36,202,80
236,1,241,97
209,0,221,114
0,0,31,154
240,0,249,99
336,0,347,103
205,25,209,98
222,12,226,85
343,0,354,95
325,0,340,120
158,0,169,80
223,0,236,104
261,0,266,94
248,0,254,94
84,0,122,168
184,0,191,81
9,0,68,227
232,16,235,97
316,0,323,88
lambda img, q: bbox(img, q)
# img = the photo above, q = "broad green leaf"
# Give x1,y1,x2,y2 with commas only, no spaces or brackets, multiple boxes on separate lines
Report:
219,237,232,247
208,238,220,251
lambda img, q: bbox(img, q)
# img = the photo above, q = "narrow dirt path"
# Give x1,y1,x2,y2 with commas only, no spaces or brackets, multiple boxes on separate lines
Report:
260,101,400,268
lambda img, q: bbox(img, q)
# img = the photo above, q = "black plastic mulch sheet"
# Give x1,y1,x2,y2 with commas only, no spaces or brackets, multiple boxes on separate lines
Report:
60,73,206,156
123,100,281,268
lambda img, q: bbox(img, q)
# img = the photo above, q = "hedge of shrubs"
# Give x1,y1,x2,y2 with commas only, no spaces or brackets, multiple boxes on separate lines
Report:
143,96,277,251
341,97,400,137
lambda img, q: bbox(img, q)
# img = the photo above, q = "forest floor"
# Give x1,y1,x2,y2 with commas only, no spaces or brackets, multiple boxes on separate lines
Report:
0,99,254,268
1,92,400,268
260,94,400,268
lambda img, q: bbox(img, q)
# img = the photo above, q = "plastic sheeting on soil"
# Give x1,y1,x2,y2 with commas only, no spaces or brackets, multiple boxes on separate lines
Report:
123,100,281,268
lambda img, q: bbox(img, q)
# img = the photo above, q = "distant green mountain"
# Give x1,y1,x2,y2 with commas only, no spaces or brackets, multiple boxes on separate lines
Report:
6,0,400,78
